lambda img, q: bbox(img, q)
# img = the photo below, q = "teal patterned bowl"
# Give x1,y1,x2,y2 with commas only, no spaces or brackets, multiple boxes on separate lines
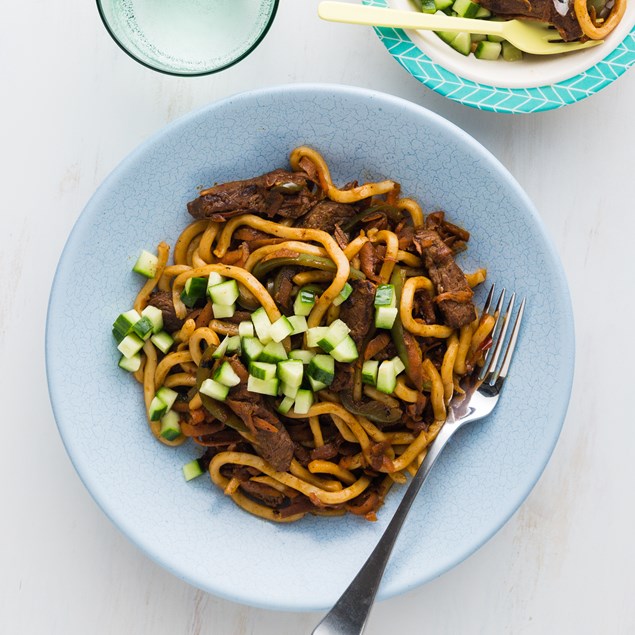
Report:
367,0,635,113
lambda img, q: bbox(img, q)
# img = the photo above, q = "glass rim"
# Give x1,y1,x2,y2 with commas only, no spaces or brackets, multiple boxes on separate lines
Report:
95,0,280,77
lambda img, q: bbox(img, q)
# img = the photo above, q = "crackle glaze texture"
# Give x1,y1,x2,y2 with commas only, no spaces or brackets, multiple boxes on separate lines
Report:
46,85,574,611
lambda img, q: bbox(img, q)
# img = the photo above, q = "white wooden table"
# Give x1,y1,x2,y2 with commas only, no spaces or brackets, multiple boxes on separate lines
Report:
3,2,634,633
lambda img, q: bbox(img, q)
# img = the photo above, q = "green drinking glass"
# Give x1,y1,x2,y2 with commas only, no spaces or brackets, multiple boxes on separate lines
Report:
96,0,279,76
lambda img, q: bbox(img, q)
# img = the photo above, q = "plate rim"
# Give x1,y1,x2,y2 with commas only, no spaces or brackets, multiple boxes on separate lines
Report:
366,0,635,113
46,83,575,610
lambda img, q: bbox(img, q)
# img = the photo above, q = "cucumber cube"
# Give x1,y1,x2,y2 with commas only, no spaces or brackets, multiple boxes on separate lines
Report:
159,411,181,440
376,360,397,395
241,336,264,363
259,341,288,363
149,395,168,421
133,250,158,278
294,389,314,415
213,361,242,387
306,326,329,349
249,361,277,380
200,378,230,401
281,382,300,398
332,282,353,306
251,307,273,344
209,279,239,305
118,353,141,373
132,315,154,340
308,376,328,392
475,40,502,60
141,305,163,333
421,0,437,13
238,321,254,338
112,309,142,342
156,386,179,410
392,356,406,375
449,31,472,56
247,375,279,397
288,349,315,364
182,459,203,481
206,272,225,293
210,335,231,359
226,335,241,353
329,335,359,363
117,333,145,359
374,284,396,307
317,319,350,353
452,0,479,17
293,287,316,317
150,331,174,354
288,315,308,335
502,40,523,61
212,303,235,319
277,396,295,415
362,360,379,386
375,306,398,329
277,360,304,388
269,316,294,343
307,354,335,386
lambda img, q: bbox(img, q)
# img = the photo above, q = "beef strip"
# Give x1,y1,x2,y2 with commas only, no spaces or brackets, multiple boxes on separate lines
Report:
187,169,318,221
239,480,287,508
414,229,476,329
147,290,184,332
476,0,583,41
224,357,294,471
338,279,376,350
359,242,382,283
272,266,296,314
296,199,357,233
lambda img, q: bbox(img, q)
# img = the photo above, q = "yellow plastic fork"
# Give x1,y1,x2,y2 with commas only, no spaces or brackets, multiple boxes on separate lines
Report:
318,1,603,55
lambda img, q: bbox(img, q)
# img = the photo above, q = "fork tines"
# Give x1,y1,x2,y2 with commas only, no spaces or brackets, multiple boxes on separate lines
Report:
478,285,526,388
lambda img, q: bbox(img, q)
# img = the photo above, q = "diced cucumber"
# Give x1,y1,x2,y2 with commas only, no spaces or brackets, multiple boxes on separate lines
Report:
361,360,379,386
207,272,225,290
475,40,501,60
332,282,353,307
294,389,314,415
133,250,158,278
269,316,294,343
281,382,300,398
374,284,396,308
213,361,242,387
277,360,304,388
112,309,141,343
376,360,397,394
434,0,454,9
307,354,335,385
241,336,264,363
392,356,406,375
150,331,174,354
452,0,479,17
141,305,163,334
293,287,317,317
308,376,328,392
211,335,231,359
288,315,308,335
149,395,168,421
502,40,523,61
277,396,295,415
475,6,491,17
375,306,399,329
487,33,504,43
132,315,154,340
200,378,230,401
421,0,437,13
118,353,141,372
329,335,359,363
249,361,277,380
251,307,273,344
182,459,203,481
306,326,329,349
156,386,178,411
212,303,235,319
117,333,145,358
209,279,239,306
181,277,207,307
471,33,487,42
247,375,279,397
226,335,241,353
259,341,288,364
437,29,458,44
288,349,315,364
159,411,181,440
317,319,350,353
238,321,254,338
449,31,472,56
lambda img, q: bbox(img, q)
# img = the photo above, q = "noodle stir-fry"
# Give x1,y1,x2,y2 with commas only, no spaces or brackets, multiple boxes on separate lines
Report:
112,148,495,522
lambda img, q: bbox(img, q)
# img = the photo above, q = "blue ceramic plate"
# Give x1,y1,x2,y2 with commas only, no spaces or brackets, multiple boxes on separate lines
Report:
367,0,635,113
46,84,574,610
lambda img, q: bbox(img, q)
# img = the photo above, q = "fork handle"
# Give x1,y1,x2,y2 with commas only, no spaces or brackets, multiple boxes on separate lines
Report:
312,424,455,635
318,1,506,36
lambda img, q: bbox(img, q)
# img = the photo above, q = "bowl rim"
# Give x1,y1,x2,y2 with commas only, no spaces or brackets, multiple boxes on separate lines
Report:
95,0,279,77
46,83,575,610
365,0,635,113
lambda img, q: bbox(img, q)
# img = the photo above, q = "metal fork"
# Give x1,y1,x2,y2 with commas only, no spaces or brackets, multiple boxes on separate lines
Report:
318,2,603,55
312,286,526,635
